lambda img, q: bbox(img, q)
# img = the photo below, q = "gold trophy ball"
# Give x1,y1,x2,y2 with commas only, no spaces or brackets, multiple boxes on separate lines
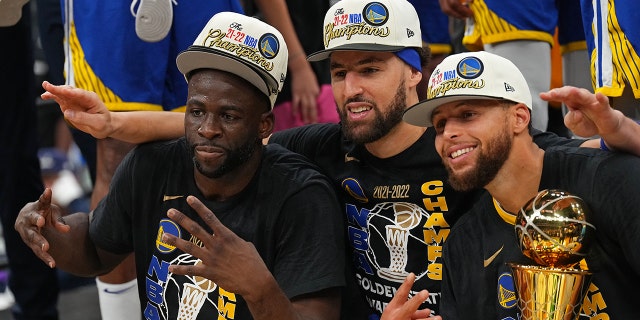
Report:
515,189,596,268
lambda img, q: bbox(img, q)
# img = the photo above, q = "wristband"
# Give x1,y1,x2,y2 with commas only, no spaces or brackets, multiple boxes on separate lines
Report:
600,138,610,151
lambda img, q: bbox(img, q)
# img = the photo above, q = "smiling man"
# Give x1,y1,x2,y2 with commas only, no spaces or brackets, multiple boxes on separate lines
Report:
403,51,640,319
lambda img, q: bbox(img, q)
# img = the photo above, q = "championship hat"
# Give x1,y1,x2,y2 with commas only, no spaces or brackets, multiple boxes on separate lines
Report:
176,12,288,108
307,0,422,61
403,51,532,127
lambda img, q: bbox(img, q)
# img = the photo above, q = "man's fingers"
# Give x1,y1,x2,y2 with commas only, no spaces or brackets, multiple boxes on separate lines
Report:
160,224,203,257
36,188,53,211
395,272,416,300
186,195,225,235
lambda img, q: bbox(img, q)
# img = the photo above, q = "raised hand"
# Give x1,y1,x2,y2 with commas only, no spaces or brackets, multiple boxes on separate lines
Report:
161,196,274,303
41,81,114,139
540,86,624,138
14,188,70,268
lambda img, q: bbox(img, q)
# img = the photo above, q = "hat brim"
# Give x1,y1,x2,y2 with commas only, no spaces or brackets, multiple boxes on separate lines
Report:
403,94,507,128
176,47,277,100
307,43,410,61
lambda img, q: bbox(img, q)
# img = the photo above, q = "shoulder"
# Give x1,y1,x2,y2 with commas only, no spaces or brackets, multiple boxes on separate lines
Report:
262,144,334,186
270,123,343,145
532,129,584,149
122,138,188,173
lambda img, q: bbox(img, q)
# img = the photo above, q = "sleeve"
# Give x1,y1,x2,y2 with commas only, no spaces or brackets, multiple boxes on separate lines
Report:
89,150,138,254
272,180,346,299
532,129,584,149
269,123,341,162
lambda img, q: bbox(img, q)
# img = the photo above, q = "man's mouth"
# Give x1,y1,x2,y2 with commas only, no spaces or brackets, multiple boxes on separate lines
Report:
450,147,475,159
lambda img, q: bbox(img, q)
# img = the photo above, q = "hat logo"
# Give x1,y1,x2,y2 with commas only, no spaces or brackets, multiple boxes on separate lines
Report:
259,33,280,59
504,82,515,92
456,56,483,79
363,2,389,26
406,28,414,38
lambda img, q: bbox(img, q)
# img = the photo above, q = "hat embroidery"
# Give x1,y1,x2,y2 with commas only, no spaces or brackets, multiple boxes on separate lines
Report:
200,27,275,72
406,28,415,38
363,2,389,26
428,65,485,99
504,82,515,92
323,3,390,48
259,33,280,59
456,56,483,79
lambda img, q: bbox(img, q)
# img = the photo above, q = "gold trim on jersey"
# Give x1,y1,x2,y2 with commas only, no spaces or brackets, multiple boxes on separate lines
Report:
428,43,452,56
560,40,587,55
463,0,554,50
592,0,640,98
492,197,516,225
68,23,164,112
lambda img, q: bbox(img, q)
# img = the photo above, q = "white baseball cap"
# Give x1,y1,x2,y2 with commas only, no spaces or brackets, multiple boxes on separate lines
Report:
176,12,288,108
403,51,532,127
307,0,422,61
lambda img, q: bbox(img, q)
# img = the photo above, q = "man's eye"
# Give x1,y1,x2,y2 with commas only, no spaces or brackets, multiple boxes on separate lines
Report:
191,109,204,117
332,70,346,78
222,114,237,121
434,119,446,133
462,112,476,119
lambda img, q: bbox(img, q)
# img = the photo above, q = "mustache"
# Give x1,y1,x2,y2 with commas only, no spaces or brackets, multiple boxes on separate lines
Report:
344,95,376,107
192,142,226,149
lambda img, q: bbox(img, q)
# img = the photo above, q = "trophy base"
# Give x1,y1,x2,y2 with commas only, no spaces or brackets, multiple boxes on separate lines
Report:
509,263,593,320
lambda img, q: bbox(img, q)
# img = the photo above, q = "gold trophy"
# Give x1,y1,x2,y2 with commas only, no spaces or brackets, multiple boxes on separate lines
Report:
510,189,596,320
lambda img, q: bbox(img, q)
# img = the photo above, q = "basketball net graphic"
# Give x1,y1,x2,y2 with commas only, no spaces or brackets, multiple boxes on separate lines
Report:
177,260,217,320
377,203,423,281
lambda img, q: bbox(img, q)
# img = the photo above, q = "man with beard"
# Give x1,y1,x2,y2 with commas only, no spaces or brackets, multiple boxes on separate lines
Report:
27,0,640,318
14,12,346,320
402,51,640,319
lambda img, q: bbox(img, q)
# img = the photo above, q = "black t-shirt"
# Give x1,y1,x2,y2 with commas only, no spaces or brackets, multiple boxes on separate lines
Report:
270,123,583,317
90,138,345,319
441,146,640,319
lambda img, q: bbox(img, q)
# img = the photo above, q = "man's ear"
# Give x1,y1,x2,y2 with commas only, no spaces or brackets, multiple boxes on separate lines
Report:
259,111,275,139
408,66,423,88
513,104,531,133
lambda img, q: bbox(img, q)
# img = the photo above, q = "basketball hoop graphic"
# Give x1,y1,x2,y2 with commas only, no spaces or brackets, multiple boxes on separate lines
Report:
177,260,217,320
377,203,423,281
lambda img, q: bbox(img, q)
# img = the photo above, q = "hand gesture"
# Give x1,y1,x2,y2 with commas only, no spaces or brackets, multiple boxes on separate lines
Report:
14,188,70,268
380,273,442,320
540,86,624,138
162,196,274,303
41,81,114,139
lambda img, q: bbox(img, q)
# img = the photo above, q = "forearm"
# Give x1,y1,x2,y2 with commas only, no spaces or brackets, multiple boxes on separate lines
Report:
254,0,309,73
42,212,112,276
597,116,640,156
245,274,339,320
109,111,185,143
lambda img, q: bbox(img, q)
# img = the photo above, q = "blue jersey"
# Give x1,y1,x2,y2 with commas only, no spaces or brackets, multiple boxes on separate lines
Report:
463,0,557,50
581,0,640,98
410,0,451,55
63,0,244,112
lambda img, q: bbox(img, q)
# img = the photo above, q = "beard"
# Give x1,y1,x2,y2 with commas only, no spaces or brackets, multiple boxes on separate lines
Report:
445,125,512,192
190,139,258,179
339,79,407,144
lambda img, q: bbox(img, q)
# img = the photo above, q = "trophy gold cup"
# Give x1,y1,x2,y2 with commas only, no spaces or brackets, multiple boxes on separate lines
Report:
510,189,596,320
